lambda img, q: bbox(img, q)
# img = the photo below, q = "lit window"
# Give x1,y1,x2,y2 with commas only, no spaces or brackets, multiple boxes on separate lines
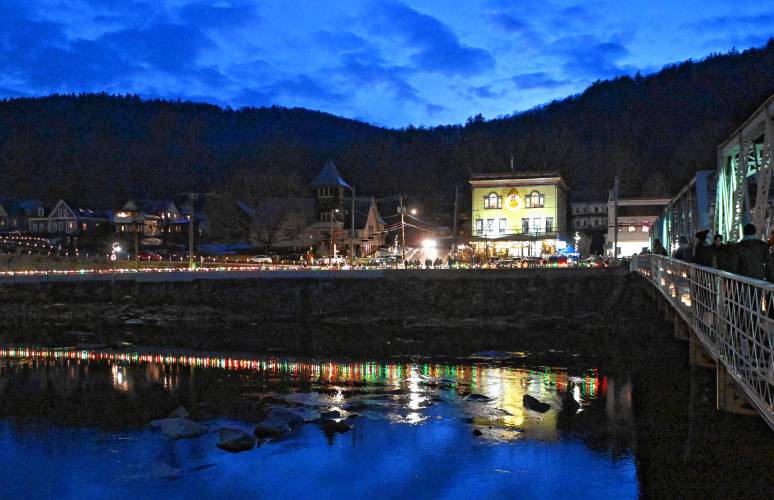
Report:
533,218,542,233
527,191,543,208
484,192,502,209
485,219,494,233
499,218,507,234
642,225,649,232
628,225,635,232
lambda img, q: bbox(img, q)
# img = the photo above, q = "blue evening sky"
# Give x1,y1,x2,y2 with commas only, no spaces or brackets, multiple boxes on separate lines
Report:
0,0,771,127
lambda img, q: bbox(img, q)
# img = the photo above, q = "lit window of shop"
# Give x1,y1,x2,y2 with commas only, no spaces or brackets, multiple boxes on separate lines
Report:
532,218,543,233
628,225,635,232
484,192,502,209
526,190,544,208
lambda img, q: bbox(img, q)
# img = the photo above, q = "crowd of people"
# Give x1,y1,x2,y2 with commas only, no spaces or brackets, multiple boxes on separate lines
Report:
649,223,774,281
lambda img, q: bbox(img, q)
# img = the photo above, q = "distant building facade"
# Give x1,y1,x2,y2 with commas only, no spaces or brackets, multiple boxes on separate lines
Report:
606,197,670,257
28,199,112,236
0,199,46,232
115,199,184,236
469,171,568,257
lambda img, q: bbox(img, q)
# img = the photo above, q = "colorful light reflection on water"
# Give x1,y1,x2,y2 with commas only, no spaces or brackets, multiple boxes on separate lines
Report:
0,346,637,498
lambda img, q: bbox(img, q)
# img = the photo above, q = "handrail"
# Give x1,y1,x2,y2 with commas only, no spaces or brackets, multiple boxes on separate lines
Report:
632,254,774,429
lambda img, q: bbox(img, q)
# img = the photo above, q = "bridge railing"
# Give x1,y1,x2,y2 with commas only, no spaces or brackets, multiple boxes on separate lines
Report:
632,254,774,425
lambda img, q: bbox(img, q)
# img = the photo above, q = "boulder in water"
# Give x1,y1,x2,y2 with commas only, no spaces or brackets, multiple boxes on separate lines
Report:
168,406,190,418
464,393,492,402
254,407,305,438
560,392,581,414
320,410,341,420
321,420,352,437
151,418,208,439
522,394,551,413
216,428,255,452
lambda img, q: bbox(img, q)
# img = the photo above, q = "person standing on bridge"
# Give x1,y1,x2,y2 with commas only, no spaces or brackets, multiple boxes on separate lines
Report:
693,230,714,267
652,239,668,256
673,236,691,261
712,234,736,272
734,223,773,281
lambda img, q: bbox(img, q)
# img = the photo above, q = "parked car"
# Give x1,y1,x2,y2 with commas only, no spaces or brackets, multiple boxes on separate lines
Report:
137,251,163,261
316,256,346,266
248,255,273,264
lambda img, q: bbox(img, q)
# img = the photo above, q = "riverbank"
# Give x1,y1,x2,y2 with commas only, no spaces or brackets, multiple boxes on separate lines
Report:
0,268,632,365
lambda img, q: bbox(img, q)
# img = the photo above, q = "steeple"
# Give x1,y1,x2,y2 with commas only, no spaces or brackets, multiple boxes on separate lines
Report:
311,159,351,189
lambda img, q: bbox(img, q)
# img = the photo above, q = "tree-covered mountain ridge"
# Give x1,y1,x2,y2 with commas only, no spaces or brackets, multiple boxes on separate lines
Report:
1,39,773,212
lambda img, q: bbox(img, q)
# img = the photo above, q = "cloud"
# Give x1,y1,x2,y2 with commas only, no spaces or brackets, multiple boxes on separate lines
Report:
511,72,572,90
367,0,495,76
550,36,634,78
178,1,261,29
425,103,446,116
682,11,774,32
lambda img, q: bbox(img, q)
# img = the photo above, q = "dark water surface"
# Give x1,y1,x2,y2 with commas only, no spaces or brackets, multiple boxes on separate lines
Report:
0,347,637,499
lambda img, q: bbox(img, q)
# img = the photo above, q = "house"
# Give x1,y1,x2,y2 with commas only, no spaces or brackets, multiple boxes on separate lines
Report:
115,199,183,236
307,159,353,257
469,171,569,258
28,199,112,236
341,196,386,257
0,199,46,232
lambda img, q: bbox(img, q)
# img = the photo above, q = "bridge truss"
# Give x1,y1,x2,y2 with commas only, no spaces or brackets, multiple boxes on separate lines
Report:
716,95,774,241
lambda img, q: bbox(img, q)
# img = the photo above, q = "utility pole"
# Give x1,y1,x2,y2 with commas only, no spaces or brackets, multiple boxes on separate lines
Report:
349,186,355,266
452,186,459,256
398,195,407,264
188,193,195,270
133,215,139,265
612,177,620,264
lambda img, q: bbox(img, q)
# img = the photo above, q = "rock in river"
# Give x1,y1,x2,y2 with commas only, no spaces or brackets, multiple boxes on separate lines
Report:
216,428,255,453
168,406,190,418
320,410,341,420
254,407,305,439
321,420,352,437
464,393,492,402
523,395,551,413
151,417,208,439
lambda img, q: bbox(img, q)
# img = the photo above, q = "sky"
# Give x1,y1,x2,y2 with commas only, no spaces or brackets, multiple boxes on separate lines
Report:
0,0,772,128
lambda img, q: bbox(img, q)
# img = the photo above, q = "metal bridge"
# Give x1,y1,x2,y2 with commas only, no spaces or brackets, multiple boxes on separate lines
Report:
633,254,774,429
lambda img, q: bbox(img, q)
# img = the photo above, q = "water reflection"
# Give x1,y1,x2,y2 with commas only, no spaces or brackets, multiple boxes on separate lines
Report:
0,345,638,498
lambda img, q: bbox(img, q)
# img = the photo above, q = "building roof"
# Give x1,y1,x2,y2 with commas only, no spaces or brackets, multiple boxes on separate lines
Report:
125,199,177,214
343,197,379,231
0,198,44,216
311,159,351,189
469,171,568,190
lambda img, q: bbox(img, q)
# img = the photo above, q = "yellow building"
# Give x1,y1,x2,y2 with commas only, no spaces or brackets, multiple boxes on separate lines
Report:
469,172,568,258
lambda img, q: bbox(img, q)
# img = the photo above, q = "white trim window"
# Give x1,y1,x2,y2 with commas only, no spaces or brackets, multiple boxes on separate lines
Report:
498,218,507,234
483,192,502,209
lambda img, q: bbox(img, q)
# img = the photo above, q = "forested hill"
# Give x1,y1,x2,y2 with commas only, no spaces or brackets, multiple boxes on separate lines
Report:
1,39,773,213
